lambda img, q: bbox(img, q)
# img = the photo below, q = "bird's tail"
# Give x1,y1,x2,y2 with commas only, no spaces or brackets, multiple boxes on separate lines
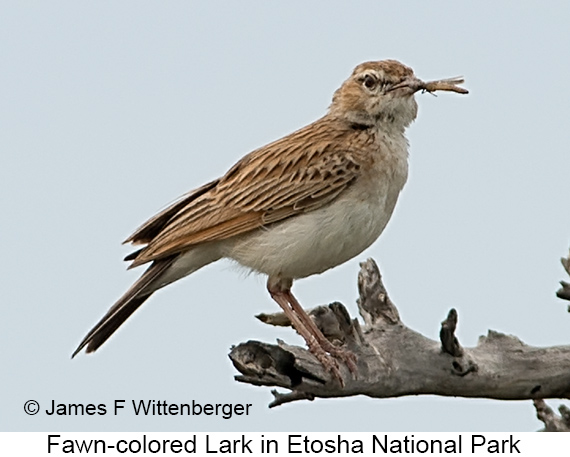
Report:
71,257,176,358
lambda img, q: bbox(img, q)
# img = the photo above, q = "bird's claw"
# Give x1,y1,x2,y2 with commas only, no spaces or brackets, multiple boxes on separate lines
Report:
309,343,358,387
328,346,358,375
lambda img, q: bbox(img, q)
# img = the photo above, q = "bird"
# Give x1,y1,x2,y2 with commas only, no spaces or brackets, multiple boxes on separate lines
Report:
72,60,467,382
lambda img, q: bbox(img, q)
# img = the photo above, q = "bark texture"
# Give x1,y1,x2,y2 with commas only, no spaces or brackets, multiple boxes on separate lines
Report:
230,255,570,412
534,399,570,432
558,248,570,304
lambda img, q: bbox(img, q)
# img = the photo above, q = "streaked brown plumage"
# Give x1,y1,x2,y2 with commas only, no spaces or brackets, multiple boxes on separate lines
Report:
73,60,467,383
128,117,369,267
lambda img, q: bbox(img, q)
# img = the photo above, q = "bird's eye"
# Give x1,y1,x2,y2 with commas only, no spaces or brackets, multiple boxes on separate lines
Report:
362,74,377,90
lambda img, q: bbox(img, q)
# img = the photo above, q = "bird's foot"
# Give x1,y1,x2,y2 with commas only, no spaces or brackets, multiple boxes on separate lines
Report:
309,334,358,376
307,340,358,386
326,345,358,375
308,342,344,386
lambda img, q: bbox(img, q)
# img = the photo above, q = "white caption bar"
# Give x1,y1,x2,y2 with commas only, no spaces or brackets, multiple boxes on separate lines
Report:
1,432,567,456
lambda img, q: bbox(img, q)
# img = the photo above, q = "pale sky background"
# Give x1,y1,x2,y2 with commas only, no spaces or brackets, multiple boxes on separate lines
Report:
2,2,570,432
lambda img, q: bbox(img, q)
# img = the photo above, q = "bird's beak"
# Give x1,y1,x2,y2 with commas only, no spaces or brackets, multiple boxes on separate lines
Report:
388,76,425,95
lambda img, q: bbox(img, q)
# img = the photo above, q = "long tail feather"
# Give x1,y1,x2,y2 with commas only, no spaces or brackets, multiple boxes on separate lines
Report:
72,257,176,357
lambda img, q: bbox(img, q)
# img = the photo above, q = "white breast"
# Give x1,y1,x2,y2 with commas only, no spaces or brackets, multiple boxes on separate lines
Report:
225,129,409,280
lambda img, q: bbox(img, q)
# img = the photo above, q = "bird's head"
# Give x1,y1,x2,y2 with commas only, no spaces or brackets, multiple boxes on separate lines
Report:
330,60,421,129
330,60,468,131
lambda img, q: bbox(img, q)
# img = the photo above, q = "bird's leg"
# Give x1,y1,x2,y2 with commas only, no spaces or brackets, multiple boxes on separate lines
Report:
267,278,343,384
283,289,357,374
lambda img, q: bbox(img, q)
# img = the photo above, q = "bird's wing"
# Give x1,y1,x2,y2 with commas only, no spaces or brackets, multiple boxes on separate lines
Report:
124,179,220,246
128,118,363,267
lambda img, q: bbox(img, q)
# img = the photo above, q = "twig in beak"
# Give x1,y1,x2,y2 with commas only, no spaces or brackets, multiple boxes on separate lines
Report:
390,76,468,95
422,77,468,95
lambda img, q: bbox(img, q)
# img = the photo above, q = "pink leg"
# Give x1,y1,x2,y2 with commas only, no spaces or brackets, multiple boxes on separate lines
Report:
284,289,357,374
269,289,342,383
267,277,357,384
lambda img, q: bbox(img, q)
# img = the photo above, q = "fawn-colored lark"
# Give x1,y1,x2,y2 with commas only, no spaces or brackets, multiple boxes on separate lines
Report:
73,60,467,383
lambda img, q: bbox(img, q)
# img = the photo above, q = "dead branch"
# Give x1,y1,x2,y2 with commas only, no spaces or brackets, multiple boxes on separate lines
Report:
534,399,570,432
558,248,570,305
230,258,570,408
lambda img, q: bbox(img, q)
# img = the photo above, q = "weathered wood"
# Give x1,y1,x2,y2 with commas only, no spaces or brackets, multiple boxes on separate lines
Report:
534,399,570,432
230,258,570,409
558,249,570,304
